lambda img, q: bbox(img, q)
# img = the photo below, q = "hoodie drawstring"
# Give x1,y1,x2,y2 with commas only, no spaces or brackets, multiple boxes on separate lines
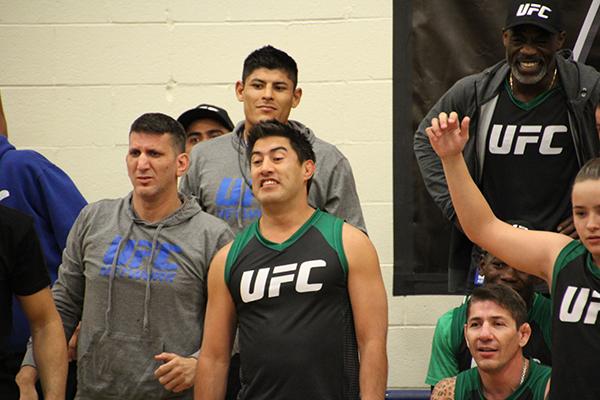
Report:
105,223,134,332
105,221,164,333
143,224,163,332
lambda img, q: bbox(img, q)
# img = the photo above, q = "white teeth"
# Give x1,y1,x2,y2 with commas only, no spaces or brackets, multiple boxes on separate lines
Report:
520,61,538,68
262,180,277,186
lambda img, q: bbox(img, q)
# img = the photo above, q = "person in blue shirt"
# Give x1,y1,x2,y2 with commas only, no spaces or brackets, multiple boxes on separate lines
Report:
0,92,86,399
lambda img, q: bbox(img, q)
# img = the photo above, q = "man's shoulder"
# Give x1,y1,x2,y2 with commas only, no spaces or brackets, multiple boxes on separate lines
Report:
431,376,457,400
433,302,465,341
436,305,458,328
77,197,126,222
312,136,346,160
190,204,232,232
0,146,55,173
191,132,237,158
557,52,600,92
448,60,507,94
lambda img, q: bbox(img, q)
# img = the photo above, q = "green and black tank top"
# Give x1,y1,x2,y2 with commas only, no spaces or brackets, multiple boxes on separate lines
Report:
225,209,359,400
550,240,600,399
450,293,552,371
454,359,550,400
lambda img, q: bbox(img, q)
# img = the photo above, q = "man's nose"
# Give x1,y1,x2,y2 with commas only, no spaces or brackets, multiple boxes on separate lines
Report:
137,153,149,169
262,85,273,99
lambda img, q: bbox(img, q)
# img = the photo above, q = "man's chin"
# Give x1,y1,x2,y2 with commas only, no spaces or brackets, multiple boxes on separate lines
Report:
511,66,547,86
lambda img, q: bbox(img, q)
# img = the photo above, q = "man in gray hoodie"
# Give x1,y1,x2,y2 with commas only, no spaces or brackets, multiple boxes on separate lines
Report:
17,113,233,400
180,45,365,235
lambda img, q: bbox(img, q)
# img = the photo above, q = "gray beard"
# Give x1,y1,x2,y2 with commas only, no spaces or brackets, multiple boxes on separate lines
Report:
510,63,548,85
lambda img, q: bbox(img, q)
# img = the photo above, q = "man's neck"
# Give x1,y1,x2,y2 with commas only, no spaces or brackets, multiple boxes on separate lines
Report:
259,201,315,244
132,192,182,223
479,356,527,400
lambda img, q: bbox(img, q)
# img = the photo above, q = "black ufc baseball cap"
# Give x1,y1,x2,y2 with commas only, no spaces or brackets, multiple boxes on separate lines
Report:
177,104,235,132
504,0,563,33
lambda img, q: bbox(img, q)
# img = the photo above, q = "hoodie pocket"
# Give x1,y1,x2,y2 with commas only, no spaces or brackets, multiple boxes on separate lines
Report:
77,330,171,399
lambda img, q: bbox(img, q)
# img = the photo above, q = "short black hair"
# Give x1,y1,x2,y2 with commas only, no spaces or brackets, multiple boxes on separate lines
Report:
247,120,315,192
129,113,186,154
242,45,298,88
467,284,528,328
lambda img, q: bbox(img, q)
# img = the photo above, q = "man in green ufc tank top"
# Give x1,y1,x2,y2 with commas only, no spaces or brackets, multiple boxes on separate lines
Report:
431,284,550,400
195,120,388,400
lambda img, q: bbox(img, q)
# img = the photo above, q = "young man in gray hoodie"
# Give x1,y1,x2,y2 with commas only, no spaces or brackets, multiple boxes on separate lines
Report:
179,45,365,235
17,113,233,400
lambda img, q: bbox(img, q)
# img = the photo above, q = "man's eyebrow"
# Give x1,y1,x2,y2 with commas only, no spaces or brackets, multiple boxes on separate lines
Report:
251,146,288,156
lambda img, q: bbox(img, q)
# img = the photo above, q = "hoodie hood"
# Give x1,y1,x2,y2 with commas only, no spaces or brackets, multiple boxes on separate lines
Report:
124,191,202,228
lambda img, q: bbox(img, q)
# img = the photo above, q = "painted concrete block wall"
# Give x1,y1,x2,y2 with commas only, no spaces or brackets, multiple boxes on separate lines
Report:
0,0,463,389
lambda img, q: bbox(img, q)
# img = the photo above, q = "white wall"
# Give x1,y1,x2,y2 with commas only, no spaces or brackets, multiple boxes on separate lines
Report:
0,0,463,389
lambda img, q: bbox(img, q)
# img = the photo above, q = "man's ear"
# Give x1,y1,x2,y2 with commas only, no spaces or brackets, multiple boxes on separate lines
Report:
292,87,302,109
517,322,532,348
302,159,315,182
235,80,245,102
502,29,510,49
176,152,189,177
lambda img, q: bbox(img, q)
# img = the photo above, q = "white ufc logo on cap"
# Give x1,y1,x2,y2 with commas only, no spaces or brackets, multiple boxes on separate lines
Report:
516,3,552,19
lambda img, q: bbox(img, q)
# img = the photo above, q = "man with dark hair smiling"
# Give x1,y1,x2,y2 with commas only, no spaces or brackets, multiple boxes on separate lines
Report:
17,113,232,399
426,227,552,387
414,0,600,292
195,120,387,400
180,45,365,234
431,284,551,400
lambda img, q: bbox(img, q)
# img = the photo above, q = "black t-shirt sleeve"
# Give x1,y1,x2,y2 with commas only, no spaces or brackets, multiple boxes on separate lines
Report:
10,220,50,296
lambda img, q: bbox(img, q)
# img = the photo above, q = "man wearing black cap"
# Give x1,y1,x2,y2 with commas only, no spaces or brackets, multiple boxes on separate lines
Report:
414,0,600,292
177,104,234,154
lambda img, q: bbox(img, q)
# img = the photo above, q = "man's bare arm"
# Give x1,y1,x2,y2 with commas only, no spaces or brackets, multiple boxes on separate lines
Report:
344,224,388,400
431,377,456,400
195,243,236,400
0,91,7,137
18,288,67,400
426,111,572,286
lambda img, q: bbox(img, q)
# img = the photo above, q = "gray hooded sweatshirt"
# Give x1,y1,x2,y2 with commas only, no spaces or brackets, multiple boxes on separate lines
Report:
23,193,233,399
179,120,366,234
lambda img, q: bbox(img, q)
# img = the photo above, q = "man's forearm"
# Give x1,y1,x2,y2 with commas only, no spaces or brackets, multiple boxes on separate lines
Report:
359,340,388,400
32,319,68,400
194,356,230,400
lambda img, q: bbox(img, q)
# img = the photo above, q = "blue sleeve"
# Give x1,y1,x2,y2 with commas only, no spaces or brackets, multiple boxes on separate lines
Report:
35,164,87,251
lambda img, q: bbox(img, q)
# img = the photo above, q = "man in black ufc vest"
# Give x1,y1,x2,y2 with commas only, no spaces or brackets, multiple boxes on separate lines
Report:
195,120,388,400
414,0,600,292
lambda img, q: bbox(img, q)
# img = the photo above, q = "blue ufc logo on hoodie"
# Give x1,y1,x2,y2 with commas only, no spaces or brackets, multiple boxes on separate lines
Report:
215,178,260,222
99,236,182,283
